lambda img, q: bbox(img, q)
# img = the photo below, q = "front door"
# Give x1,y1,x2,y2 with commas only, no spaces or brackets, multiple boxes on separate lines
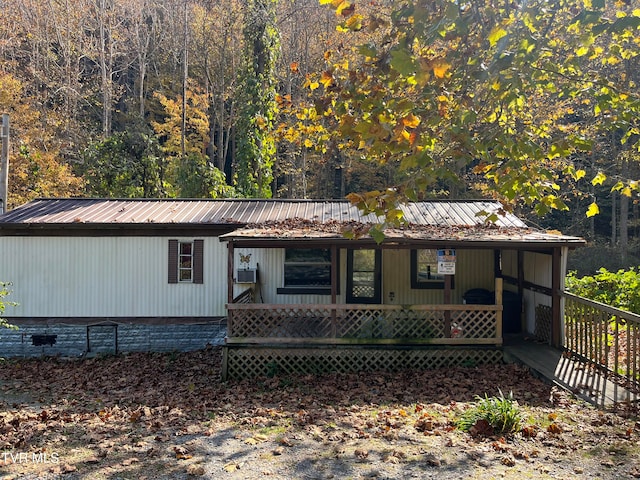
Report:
347,249,382,304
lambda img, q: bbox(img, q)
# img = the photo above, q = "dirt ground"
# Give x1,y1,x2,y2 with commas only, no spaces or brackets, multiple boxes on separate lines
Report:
0,347,639,479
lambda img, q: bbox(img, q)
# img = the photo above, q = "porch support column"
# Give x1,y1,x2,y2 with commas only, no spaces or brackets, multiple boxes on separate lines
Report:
330,244,338,304
517,250,525,332
227,240,234,304
495,277,503,342
330,244,338,338
444,275,452,337
551,247,562,348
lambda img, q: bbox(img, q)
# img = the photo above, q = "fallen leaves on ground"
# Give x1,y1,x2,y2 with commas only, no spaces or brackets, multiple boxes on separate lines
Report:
0,346,638,479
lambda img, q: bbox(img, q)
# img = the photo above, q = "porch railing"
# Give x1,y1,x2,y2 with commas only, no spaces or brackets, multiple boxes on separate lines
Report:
563,292,640,401
226,303,503,346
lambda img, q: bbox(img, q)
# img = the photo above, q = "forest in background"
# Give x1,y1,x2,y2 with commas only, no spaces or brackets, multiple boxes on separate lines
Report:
0,0,639,274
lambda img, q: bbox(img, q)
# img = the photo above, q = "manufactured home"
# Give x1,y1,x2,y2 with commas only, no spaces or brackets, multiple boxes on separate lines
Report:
0,198,584,378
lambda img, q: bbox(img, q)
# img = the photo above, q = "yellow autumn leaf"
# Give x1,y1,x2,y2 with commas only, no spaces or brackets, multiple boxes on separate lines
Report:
320,71,333,88
591,171,606,186
586,202,599,218
488,25,508,47
344,14,363,30
576,46,589,57
433,60,451,79
336,1,354,16
402,113,420,128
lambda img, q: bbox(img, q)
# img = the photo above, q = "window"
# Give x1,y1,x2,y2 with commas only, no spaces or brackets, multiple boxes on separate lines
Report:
277,248,335,294
411,249,451,289
178,241,194,282
168,239,203,284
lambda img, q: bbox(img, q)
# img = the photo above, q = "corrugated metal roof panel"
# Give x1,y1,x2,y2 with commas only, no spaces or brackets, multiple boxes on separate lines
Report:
0,198,527,229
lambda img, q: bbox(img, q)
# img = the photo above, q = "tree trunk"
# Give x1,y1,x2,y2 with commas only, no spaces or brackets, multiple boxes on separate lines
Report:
611,191,617,246
620,156,629,260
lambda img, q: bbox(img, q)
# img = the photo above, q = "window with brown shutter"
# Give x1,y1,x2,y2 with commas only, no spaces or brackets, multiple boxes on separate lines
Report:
193,239,204,284
168,239,204,284
168,239,178,283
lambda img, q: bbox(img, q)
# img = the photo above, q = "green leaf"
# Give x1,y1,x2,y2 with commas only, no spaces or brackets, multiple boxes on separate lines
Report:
358,44,377,57
369,226,386,244
390,48,417,76
586,202,600,218
609,16,640,34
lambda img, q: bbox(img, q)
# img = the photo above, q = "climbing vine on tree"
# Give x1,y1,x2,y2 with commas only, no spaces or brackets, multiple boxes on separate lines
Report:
234,0,280,198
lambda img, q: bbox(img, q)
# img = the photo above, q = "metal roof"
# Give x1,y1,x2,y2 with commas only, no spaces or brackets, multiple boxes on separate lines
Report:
0,198,526,227
0,198,585,246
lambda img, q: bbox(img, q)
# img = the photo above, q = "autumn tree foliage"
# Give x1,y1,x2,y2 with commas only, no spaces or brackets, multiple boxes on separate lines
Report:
304,0,640,225
0,72,84,208
1,0,640,259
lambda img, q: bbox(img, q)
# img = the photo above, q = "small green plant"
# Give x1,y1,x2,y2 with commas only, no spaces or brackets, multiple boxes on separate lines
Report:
0,282,18,331
457,390,522,436
265,361,280,378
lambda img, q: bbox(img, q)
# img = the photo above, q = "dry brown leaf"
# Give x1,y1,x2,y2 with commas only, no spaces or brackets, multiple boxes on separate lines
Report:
223,462,239,472
187,464,205,476
354,448,369,459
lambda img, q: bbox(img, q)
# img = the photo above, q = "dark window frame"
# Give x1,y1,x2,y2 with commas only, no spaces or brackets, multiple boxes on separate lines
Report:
410,249,453,290
277,247,338,295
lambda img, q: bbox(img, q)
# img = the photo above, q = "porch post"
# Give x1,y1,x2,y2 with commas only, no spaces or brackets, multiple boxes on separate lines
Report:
227,240,234,304
330,244,338,337
551,247,561,348
444,275,452,337
495,277,503,341
517,250,525,332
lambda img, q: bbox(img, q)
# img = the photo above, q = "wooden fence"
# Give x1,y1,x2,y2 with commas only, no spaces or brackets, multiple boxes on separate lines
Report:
563,292,640,403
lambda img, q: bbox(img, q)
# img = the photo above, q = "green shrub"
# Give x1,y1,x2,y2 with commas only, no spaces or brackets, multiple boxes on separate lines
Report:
566,267,640,314
457,391,521,436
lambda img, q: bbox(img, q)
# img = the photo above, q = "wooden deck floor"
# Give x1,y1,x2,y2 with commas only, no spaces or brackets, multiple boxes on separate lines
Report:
503,337,638,407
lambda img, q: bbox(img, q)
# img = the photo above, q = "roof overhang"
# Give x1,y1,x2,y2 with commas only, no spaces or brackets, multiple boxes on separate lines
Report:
220,226,586,250
0,223,241,237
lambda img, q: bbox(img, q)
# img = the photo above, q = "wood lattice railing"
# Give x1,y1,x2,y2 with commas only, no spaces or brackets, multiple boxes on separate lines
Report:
563,292,640,401
226,304,503,346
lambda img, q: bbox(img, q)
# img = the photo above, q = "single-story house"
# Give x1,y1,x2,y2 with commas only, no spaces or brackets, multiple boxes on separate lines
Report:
0,198,585,378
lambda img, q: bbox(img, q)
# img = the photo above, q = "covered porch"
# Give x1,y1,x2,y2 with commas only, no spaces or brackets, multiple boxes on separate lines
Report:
219,203,585,380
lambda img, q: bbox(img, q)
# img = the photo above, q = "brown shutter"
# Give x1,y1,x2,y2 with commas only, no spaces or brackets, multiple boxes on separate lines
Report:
193,239,204,284
168,239,178,284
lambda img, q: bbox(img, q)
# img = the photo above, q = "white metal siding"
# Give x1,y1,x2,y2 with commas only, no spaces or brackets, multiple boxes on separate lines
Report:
232,247,347,304
0,237,229,317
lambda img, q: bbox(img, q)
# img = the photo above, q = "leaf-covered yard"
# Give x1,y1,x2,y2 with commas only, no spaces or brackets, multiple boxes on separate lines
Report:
0,347,638,479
